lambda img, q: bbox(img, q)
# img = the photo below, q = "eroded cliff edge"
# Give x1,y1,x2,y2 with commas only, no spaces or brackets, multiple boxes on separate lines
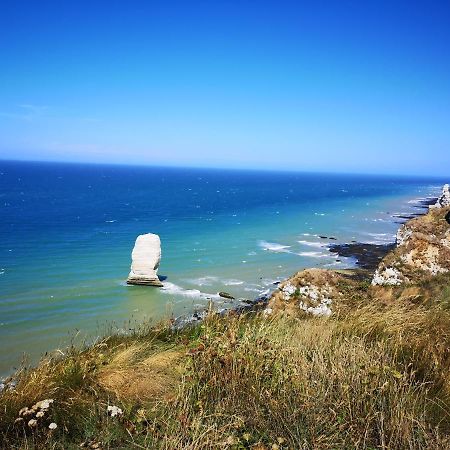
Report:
268,187,450,317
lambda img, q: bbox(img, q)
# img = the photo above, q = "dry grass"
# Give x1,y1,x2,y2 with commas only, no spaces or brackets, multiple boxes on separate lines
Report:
98,346,182,401
1,276,450,449
150,312,450,449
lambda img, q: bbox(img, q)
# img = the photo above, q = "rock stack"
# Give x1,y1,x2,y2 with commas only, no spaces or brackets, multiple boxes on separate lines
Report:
127,233,163,286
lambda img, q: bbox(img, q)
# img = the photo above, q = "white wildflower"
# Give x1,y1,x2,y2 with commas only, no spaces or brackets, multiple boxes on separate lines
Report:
36,411,45,418
48,422,58,430
107,405,123,417
34,399,54,410
18,407,29,416
28,419,37,428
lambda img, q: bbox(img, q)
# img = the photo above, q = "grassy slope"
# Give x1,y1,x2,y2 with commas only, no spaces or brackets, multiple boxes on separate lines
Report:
1,272,450,449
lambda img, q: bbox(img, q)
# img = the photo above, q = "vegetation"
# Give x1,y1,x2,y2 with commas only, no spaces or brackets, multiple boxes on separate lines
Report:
1,273,450,449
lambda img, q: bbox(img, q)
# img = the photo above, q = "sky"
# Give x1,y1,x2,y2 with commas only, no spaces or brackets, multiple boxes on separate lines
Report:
0,0,449,175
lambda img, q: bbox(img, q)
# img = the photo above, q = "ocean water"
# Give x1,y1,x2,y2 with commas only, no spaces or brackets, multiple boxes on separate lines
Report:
0,160,446,376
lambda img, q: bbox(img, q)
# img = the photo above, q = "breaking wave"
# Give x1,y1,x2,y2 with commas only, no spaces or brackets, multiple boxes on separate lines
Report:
161,282,221,299
258,240,291,253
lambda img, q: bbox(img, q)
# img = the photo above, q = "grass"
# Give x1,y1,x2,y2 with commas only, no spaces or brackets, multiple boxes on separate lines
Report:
1,276,450,449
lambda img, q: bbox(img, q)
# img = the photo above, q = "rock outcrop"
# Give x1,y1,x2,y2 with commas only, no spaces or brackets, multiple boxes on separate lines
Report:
430,184,450,209
268,269,347,317
127,233,163,286
372,203,450,286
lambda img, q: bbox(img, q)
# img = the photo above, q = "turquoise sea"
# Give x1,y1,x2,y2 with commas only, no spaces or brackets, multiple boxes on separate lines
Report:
0,161,447,376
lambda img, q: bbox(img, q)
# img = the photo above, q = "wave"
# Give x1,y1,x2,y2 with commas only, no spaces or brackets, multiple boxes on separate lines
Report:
186,276,218,286
361,232,396,244
297,240,326,248
223,279,244,286
258,240,291,253
161,282,221,300
297,251,330,258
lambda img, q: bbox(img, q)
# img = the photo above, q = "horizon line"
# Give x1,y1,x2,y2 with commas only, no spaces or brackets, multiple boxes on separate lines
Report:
0,157,448,181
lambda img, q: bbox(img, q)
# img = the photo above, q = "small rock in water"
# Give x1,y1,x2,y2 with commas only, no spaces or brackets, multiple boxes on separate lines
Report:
219,291,235,300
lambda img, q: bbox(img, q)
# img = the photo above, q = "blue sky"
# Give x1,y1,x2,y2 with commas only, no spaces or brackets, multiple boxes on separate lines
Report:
0,0,449,175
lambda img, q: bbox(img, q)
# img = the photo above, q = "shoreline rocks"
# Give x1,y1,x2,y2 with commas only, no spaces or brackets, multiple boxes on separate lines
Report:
127,233,163,287
173,185,449,323
329,242,395,271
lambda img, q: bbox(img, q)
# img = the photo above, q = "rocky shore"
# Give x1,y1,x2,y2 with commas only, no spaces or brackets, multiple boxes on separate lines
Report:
268,185,449,317
172,189,445,327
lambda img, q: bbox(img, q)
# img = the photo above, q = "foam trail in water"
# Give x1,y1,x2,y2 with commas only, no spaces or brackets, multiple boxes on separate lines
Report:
161,282,221,300
223,279,244,286
297,240,326,248
258,240,291,253
297,251,330,258
186,276,218,286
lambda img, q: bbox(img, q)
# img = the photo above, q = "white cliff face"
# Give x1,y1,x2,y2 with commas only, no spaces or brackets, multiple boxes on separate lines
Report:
372,187,450,286
430,184,450,209
127,233,163,286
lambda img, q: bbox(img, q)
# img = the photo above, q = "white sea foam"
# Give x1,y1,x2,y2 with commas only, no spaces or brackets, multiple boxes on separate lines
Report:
161,282,221,300
244,287,262,293
223,279,244,286
361,232,396,244
258,240,291,253
297,240,326,248
297,251,330,258
187,276,218,286
105,220,117,223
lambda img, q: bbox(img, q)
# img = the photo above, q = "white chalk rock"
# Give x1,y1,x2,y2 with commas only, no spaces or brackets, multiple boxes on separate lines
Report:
127,233,163,286
371,267,403,286
430,184,450,209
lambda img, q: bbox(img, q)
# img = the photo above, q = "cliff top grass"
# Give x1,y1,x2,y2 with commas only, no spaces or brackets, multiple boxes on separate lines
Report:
1,269,450,449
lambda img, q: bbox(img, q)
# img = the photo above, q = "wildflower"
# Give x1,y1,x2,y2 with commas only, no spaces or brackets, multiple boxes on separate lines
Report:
107,405,123,417
18,407,29,416
34,399,54,410
242,432,251,441
28,419,37,428
14,417,24,425
48,422,57,430
36,411,45,418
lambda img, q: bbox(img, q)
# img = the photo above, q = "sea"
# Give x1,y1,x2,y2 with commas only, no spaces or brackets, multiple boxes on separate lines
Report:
0,160,447,376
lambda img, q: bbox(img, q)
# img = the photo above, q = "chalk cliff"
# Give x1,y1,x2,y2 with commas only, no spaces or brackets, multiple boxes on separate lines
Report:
372,198,450,286
430,183,450,209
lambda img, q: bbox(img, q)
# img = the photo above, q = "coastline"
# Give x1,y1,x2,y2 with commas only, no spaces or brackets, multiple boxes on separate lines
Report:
171,193,439,328
0,185,442,377
1,188,450,449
